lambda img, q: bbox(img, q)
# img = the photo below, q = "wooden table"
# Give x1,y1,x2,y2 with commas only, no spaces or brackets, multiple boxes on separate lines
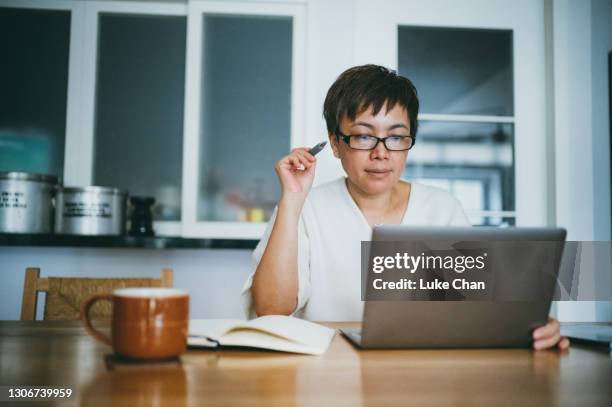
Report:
1,321,611,406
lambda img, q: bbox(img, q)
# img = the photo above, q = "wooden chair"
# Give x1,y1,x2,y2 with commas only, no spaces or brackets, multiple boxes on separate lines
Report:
20,267,174,321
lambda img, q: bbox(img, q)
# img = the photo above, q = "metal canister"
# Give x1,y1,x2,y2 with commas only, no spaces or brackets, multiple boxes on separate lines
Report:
55,186,127,235
0,172,58,234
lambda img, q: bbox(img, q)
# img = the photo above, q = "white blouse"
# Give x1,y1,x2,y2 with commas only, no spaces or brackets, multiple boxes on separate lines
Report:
240,177,471,321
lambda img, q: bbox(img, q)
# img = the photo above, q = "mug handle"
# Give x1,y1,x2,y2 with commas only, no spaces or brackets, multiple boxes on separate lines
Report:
80,293,113,347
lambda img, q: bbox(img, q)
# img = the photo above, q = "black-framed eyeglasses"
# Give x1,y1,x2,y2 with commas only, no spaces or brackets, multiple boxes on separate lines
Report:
335,128,415,151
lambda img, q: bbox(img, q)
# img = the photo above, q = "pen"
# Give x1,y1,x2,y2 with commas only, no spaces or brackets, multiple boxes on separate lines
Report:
309,141,327,156
297,141,327,171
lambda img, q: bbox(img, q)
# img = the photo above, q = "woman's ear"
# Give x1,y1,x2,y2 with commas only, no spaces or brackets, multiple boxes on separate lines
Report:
328,134,340,158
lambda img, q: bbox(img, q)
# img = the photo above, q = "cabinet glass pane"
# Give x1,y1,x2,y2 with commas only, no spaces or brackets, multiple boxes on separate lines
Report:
199,15,292,222
93,14,186,221
398,26,513,116
0,7,70,177
404,121,515,224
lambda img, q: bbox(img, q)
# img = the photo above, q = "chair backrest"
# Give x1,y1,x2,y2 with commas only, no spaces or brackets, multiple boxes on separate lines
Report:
20,267,174,321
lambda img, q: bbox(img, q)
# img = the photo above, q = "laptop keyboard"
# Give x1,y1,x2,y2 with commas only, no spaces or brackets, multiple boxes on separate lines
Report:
341,328,362,344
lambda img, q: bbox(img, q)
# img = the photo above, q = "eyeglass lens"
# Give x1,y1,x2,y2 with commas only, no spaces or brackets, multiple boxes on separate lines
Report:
349,135,412,150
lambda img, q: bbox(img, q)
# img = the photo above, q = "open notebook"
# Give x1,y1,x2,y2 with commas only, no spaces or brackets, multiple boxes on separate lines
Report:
188,315,336,355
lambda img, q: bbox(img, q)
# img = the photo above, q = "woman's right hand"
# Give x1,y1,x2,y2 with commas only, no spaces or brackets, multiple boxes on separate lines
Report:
275,147,317,203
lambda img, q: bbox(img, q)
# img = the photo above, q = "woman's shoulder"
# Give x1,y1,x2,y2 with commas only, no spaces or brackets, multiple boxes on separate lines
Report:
405,181,470,225
299,177,348,223
409,181,460,205
410,182,463,211
307,177,346,202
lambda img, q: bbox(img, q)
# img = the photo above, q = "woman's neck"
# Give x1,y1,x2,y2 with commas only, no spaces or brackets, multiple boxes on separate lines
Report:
344,177,398,215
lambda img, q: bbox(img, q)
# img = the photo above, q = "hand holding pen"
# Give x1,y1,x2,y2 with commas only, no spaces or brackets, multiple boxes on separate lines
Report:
274,141,327,201
295,141,327,171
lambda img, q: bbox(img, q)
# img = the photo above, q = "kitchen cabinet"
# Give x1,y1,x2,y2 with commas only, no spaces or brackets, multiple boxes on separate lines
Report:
1,0,551,240
93,13,187,224
196,15,291,224
0,6,70,178
0,0,305,240
397,26,515,226
352,0,548,226
181,1,306,239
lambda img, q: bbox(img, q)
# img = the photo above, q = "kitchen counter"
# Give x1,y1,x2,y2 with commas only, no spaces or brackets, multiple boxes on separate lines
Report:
0,233,258,250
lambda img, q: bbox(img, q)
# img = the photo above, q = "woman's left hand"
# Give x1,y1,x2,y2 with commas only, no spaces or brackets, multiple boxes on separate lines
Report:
532,318,570,350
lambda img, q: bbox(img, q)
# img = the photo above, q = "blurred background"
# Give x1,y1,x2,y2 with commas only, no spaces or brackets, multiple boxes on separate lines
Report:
0,0,610,321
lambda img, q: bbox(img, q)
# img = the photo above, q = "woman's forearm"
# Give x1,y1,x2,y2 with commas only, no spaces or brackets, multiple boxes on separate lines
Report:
251,197,303,316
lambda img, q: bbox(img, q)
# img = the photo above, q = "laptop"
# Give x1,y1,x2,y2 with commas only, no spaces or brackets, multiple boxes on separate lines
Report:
342,226,567,349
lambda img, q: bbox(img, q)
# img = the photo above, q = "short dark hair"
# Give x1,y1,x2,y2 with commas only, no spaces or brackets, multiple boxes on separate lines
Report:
323,64,419,138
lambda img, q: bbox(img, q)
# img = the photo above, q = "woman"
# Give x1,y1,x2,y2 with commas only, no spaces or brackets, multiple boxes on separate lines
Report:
241,65,569,351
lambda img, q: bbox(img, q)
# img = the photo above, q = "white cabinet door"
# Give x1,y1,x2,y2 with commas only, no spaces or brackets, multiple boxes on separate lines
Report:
182,1,306,239
352,0,548,226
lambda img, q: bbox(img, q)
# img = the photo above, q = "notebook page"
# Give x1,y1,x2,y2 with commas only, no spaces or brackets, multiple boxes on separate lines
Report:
218,328,325,355
189,319,242,340
241,315,336,351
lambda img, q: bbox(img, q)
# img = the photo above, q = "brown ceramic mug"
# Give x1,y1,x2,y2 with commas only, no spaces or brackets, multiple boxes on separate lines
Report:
81,288,189,360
